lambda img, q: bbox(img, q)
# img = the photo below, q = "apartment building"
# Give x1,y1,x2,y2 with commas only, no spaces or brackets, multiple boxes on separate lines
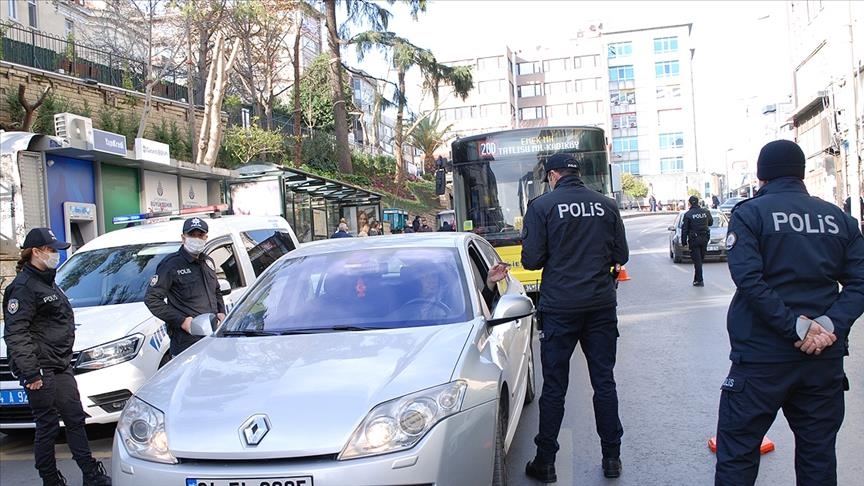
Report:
786,0,863,206
436,22,699,203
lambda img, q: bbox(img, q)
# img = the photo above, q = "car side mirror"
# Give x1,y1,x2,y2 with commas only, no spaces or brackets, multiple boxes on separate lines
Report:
189,313,218,337
217,279,232,296
488,294,535,326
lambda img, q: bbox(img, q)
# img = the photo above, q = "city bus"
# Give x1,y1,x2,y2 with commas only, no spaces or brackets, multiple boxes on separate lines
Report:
450,126,614,296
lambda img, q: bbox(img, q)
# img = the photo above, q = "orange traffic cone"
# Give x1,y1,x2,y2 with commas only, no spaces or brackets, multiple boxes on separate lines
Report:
617,266,631,282
708,436,775,454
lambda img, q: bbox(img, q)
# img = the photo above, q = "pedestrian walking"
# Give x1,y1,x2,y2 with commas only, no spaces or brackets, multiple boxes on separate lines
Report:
3,228,112,486
521,153,630,483
682,194,713,286
715,140,864,485
145,217,226,358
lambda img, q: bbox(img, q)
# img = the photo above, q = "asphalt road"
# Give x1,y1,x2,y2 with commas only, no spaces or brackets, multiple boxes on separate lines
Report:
2,213,862,485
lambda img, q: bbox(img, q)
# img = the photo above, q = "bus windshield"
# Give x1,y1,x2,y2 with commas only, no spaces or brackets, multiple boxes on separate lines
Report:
451,126,609,248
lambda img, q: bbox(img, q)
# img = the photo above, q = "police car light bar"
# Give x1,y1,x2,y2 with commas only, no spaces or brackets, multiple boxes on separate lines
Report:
112,204,228,225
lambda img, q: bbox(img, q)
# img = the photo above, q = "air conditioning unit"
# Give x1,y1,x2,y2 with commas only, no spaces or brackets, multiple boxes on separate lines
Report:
54,113,94,149
629,122,637,128
612,122,620,129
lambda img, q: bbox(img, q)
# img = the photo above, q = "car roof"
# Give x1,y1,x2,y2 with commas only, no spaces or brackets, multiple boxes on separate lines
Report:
78,215,293,251
290,232,480,258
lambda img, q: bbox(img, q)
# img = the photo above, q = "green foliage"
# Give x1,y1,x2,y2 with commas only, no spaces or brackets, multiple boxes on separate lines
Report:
4,91,24,128
621,172,649,199
407,113,451,173
29,93,92,134
298,54,356,131
221,124,284,168
149,119,192,162
352,152,396,177
299,131,338,172
688,187,701,198
97,107,139,146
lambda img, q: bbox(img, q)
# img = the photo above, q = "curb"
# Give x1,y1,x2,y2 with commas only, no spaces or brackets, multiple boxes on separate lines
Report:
621,211,676,220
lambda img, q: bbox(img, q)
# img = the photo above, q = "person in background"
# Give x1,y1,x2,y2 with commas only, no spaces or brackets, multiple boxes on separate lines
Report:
369,221,381,236
715,140,864,485
145,217,226,358
412,215,421,232
3,228,112,486
418,217,434,232
331,222,353,238
439,221,451,232
521,153,629,483
712,194,721,209
682,194,713,287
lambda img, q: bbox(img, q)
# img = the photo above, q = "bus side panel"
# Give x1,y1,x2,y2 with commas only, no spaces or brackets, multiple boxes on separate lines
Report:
494,245,541,293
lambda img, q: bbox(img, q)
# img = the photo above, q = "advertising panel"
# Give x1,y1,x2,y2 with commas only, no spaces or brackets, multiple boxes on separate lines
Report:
142,170,179,214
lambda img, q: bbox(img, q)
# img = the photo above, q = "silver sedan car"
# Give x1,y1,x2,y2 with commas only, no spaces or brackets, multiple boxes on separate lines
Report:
112,233,536,486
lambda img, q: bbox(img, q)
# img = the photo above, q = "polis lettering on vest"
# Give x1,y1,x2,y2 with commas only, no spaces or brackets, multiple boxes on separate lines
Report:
557,202,606,219
771,212,840,234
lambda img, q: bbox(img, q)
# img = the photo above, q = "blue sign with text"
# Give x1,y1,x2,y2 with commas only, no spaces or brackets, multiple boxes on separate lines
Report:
92,129,127,156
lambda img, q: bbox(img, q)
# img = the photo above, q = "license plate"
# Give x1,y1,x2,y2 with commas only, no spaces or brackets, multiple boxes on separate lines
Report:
186,477,313,486
707,245,719,252
524,283,539,292
0,389,29,406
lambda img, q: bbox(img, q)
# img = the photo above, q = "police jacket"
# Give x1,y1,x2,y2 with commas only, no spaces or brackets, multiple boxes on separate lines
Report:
3,263,76,383
681,205,713,246
145,247,225,353
726,177,864,363
521,175,629,313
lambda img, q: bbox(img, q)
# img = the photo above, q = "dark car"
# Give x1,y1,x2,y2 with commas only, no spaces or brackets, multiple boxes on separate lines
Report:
717,196,747,219
668,209,729,263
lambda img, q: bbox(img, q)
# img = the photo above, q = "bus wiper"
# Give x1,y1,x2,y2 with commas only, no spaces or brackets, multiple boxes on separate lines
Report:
278,325,383,335
221,329,280,337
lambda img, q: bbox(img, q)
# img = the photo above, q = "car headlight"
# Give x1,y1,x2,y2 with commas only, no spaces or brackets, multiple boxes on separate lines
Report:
117,396,177,464
339,380,467,460
75,334,143,371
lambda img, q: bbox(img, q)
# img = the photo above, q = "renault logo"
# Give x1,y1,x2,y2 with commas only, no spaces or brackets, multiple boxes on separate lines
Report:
240,414,270,447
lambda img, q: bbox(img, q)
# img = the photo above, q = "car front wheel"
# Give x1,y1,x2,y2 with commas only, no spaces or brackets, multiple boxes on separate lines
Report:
492,400,509,486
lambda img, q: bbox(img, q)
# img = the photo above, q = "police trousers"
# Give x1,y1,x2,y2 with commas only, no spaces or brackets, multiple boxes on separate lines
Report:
689,233,708,283
534,307,623,464
715,359,846,486
24,366,96,478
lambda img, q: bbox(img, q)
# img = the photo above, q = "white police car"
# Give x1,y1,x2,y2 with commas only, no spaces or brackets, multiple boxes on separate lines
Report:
0,213,298,431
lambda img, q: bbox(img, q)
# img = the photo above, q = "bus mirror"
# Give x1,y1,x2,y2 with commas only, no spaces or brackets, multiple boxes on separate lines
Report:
435,169,446,195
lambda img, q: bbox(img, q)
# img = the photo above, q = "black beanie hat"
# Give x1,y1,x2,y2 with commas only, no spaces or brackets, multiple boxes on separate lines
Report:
756,140,805,181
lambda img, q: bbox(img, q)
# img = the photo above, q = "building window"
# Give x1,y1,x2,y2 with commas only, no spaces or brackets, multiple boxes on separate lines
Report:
27,0,38,28
518,83,542,98
519,106,543,120
542,58,569,73
619,160,640,175
575,78,601,92
8,0,18,20
478,56,503,71
574,55,598,69
65,19,75,38
545,104,571,118
453,106,475,120
612,137,638,153
610,90,636,106
477,79,504,95
544,81,571,96
655,61,680,78
609,65,635,82
657,109,683,128
660,156,684,173
656,85,682,99
612,114,638,129
479,103,505,117
575,101,601,116
659,132,685,149
517,61,541,75
608,42,633,59
654,37,679,54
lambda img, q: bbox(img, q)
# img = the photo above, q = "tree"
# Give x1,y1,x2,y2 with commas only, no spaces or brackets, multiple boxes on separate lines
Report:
15,84,52,132
621,172,649,199
407,113,452,174
195,30,240,166
222,124,284,167
299,54,356,132
291,1,320,168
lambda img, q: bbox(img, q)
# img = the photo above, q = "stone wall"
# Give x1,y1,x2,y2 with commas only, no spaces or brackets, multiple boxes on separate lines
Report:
0,61,205,160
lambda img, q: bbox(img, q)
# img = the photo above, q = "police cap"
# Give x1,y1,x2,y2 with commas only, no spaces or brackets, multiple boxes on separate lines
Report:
22,227,71,250
182,217,209,234
688,195,699,206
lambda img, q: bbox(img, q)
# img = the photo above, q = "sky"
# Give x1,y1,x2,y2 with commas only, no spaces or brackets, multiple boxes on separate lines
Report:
344,0,793,175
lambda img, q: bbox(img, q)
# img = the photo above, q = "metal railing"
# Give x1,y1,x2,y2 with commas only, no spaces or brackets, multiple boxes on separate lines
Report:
1,23,187,102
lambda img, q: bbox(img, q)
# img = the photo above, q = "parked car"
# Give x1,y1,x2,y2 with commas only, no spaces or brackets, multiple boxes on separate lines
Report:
718,196,747,218
112,233,536,486
0,214,298,431
668,209,729,263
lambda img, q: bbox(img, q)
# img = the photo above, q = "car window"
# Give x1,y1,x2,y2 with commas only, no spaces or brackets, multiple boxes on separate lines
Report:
207,241,244,289
57,243,178,307
223,247,472,332
241,229,297,277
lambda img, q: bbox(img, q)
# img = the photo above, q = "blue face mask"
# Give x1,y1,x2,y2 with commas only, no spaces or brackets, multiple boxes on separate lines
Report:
41,251,60,269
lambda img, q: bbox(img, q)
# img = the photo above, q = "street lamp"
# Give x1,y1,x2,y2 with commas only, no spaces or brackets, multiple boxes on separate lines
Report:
724,148,734,200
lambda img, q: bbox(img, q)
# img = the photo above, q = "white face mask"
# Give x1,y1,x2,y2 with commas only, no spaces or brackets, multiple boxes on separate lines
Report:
40,250,61,270
183,237,206,255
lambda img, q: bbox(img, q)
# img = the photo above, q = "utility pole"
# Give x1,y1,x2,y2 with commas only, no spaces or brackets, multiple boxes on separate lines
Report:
846,0,861,229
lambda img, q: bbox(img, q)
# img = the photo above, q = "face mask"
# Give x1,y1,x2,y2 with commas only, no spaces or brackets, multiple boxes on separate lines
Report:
40,250,61,270
183,237,206,255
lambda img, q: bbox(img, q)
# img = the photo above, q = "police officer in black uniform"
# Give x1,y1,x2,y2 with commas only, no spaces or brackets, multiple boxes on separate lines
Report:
521,153,630,483
715,140,864,485
3,228,112,486
145,217,226,357
681,194,713,286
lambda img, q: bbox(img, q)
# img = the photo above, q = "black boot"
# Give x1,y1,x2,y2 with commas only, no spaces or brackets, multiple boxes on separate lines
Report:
82,460,111,486
525,459,557,483
603,456,623,478
41,470,68,486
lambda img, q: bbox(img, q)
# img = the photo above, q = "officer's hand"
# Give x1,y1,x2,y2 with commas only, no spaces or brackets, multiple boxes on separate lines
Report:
25,378,43,391
216,312,226,323
794,321,837,355
181,316,193,334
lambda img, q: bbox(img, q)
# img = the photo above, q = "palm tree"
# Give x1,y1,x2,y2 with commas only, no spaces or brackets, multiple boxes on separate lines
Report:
322,0,426,174
352,31,472,184
407,113,453,174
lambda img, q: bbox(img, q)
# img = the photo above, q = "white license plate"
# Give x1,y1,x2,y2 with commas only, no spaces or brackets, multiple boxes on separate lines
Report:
0,389,29,406
186,477,312,486
707,245,719,252
524,283,539,292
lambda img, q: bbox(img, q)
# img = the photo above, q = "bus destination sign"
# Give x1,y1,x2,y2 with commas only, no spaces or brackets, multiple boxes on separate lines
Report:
476,134,581,160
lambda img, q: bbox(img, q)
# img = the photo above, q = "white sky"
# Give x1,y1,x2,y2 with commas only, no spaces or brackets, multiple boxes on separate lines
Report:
345,0,793,174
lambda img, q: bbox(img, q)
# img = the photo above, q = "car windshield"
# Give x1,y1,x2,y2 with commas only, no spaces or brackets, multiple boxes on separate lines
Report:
719,197,746,209
57,243,179,307
222,247,472,333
